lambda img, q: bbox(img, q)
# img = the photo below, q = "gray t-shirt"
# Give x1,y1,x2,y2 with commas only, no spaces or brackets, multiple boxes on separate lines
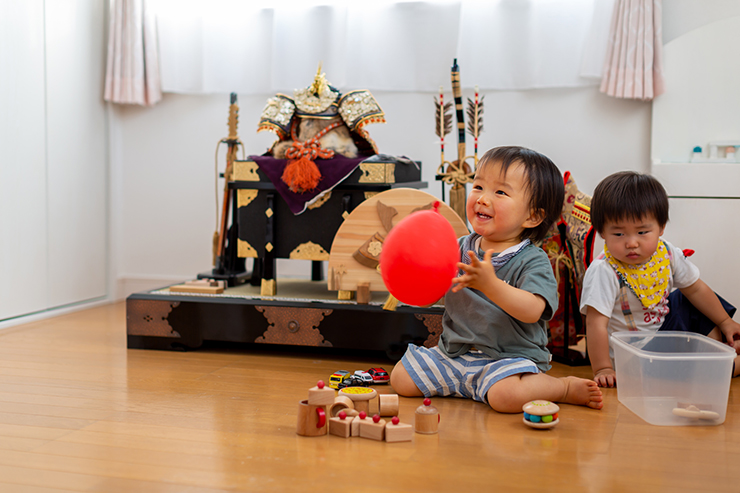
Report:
439,237,558,372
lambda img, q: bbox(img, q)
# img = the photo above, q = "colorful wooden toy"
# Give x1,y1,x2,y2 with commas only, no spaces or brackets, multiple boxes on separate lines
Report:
359,413,386,441
414,398,440,434
338,386,377,414
351,411,366,436
378,393,399,417
296,399,327,437
385,416,413,443
329,410,354,438
328,395,355,417
522,400,560,429
308,380,335,406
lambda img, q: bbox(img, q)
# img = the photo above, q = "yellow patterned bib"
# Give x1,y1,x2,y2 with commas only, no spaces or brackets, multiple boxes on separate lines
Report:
604,241,671,310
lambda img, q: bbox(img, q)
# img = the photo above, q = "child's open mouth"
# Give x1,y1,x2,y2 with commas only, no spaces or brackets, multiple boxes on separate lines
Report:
476,212,491,220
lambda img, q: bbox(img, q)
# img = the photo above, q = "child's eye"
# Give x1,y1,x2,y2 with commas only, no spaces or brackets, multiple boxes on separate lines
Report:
473,185,483,191
612,233,623,237
495,190,507,196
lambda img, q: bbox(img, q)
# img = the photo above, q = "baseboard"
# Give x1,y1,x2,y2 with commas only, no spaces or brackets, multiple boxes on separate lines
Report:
115,276,188,301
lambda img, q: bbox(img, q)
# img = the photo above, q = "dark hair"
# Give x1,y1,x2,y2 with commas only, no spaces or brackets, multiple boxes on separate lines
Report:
477,146,564,242
591,171,669,234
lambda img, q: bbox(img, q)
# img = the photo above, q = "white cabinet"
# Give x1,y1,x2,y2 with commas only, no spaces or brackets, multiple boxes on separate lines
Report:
653,163,740,310
660,195,740,311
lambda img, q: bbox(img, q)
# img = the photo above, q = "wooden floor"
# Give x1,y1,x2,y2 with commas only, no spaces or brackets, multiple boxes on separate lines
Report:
1,302,739,492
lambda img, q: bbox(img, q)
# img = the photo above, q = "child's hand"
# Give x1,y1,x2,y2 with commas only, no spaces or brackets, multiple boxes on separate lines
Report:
718,318,740,354
451,249,500,295
593,368,616,388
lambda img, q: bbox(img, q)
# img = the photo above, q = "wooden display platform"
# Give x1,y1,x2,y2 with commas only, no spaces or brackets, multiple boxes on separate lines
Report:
126,278,444,359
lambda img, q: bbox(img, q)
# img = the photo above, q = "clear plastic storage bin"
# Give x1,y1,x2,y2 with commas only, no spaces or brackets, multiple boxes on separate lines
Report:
611,331,735,426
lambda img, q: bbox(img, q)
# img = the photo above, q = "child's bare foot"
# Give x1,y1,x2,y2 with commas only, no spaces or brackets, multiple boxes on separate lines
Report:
560,376,603,409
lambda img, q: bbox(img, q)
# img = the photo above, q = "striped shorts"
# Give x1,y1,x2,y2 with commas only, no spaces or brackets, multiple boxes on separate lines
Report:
400,344,539,404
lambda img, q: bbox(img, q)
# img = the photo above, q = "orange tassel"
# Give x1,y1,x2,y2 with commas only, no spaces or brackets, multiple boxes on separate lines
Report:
282,156,322,193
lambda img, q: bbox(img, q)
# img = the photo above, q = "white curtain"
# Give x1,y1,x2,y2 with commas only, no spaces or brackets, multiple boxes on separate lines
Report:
600,0,665,100
151,0,613,95
104,0,162,106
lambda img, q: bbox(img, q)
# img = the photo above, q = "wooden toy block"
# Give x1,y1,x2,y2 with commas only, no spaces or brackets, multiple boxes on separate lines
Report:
415,398,439,435
296,400,327,437
308,380,335,406
328,395,355,417
169,279,225,294
385,416,413,443
338,387,377,415
378,394,399,416
351,412,367,436
359,414,386,441
329,411,354,438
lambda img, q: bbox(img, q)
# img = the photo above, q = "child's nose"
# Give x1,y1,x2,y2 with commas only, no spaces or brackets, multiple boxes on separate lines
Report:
625,236,639,248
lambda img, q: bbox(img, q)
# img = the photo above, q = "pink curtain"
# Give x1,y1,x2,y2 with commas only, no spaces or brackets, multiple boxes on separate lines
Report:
104,0,162,106
600,0,665,101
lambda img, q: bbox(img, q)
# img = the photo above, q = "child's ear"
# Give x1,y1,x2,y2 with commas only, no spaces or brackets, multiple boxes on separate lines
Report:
523,208,545,229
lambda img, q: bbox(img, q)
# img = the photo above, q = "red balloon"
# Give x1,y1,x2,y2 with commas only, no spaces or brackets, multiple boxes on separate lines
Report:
380,204,459,306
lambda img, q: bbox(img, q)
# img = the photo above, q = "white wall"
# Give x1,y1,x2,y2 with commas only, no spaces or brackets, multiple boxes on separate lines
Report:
111,86,651,296
0,0,108,325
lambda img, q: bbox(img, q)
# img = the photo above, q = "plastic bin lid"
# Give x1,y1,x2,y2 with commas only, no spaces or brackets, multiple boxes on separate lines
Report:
610,331,736,361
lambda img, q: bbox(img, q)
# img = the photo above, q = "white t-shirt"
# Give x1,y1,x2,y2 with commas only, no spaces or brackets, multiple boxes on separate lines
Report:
579,240,700,357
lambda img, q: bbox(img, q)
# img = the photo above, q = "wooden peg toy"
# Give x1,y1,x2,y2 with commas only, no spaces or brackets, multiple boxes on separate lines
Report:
296,399,327,437
415,398,440,434
522,400,560,429
329,410,354,438
338,387,377,414
378,393,399,416
385,416,413,443
308,380,335,407
351,411,367,436
359,413,386,441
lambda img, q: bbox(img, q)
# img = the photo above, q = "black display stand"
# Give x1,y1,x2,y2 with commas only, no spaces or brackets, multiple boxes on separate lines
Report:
126,282,443,361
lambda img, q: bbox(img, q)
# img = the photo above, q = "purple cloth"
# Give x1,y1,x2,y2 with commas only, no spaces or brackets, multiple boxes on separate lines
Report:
249,154,368,214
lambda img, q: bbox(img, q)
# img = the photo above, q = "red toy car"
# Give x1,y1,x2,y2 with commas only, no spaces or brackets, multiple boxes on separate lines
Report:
367,367,390,384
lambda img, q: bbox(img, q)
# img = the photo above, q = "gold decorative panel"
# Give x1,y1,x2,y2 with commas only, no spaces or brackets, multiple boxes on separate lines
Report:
358,162,395,184
261,279,276,296
266,208,273,218
289,241,330,261
234,160,260,181
307,191,331,210
238,239,257,258
237,189,258,208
